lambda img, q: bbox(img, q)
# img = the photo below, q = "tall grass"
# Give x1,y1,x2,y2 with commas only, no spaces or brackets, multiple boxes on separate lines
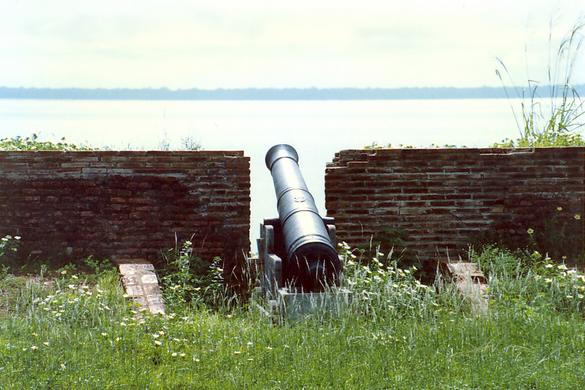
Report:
2,244,585,387
495,21,585,147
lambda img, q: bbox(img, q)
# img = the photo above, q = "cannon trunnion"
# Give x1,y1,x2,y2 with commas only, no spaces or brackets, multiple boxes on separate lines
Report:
259,144,342,295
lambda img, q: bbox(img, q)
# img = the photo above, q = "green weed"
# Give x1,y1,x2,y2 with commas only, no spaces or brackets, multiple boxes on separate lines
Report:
2,241,585,387
159,240,229,312
0,133,95,151
494,22,585,147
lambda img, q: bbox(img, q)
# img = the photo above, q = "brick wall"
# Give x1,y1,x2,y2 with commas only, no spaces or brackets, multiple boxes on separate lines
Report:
326,148,585,267
0,151,250,273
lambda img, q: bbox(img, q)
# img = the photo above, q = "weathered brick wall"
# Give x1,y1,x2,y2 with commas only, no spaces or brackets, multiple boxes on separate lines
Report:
0,151,250,272
326,148,585,266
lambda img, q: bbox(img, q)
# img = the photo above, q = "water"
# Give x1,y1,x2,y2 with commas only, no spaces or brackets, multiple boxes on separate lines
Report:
0,98,519,249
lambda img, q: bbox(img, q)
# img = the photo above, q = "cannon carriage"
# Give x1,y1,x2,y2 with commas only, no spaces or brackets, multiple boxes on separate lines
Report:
257,145,349,318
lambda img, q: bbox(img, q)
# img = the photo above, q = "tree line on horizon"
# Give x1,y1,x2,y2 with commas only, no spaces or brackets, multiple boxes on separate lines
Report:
1,85,584,100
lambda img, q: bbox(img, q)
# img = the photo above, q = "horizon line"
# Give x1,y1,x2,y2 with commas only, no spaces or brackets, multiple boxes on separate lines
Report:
3,84,584,90
1,85,582,101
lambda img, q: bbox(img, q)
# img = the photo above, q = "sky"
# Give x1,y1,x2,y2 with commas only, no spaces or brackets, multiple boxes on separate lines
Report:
1,0,584,89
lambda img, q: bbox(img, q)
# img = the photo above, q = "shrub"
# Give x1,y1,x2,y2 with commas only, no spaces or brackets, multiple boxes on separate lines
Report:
159,240,227,311
0,133,94,151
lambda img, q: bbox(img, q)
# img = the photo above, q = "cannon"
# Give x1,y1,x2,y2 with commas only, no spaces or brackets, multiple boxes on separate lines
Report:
258,144,342,295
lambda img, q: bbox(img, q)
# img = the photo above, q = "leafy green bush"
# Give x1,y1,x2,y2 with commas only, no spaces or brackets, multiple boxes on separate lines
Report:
160,241,227,311
0,133,94,151
82,256,114,274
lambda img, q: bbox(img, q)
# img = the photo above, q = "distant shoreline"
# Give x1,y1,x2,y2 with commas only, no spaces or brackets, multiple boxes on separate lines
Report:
1,86,583,100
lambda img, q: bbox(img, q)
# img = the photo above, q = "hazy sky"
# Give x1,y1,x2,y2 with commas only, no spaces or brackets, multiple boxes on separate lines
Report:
1,0,584,88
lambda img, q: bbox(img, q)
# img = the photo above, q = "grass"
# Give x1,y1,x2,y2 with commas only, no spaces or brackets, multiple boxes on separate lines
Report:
2,19,585,389
494,21,585,148
1,244,585,388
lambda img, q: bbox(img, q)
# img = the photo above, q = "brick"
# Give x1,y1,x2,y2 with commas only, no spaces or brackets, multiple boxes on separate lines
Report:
326,147,585,267
0,151,250,281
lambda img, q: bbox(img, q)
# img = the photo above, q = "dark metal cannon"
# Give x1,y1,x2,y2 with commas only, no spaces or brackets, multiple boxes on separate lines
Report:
259,144,342,293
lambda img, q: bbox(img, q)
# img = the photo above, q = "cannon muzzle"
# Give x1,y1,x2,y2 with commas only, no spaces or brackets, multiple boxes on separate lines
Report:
265,144,341,291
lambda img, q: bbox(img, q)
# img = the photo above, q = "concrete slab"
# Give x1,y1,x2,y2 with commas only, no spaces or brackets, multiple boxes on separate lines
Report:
439,261,488,315
117,260,165,315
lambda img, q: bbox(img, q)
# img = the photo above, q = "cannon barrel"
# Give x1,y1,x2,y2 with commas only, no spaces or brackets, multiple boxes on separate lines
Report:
265,144,341,291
